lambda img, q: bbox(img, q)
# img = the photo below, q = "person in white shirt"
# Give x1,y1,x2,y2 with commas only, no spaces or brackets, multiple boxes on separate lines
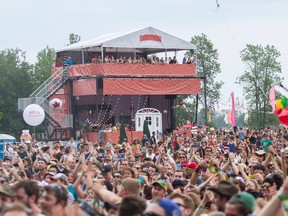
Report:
3,143,13,156
66,137,77,153
146,146,155,160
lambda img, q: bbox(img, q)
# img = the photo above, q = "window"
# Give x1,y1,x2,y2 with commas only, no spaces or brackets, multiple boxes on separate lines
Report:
138,118,141,127
146,116,152,125
156,117,159,127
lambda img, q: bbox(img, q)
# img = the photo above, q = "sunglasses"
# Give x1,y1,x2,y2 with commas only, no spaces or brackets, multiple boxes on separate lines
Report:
262,183,271,190
0,180,7,184
113,175,121,178
105,159,111,161
179,157,186,159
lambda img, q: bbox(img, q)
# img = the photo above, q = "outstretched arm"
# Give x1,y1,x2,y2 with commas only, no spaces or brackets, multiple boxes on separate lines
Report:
93,182,122,205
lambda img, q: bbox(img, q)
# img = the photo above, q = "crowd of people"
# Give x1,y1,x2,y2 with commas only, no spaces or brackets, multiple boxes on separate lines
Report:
90,55,196,65
1,127,288,216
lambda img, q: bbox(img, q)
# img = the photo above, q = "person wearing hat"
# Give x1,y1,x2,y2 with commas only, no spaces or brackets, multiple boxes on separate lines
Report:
225,192,256,216
0,185,14,207
143,198,182,216
152,180,168,201
3,156,12,171
172,179,186,192
261,133,273,153
51,173,75,205
255,149,266,163
101,164,113,181
207,181,239,212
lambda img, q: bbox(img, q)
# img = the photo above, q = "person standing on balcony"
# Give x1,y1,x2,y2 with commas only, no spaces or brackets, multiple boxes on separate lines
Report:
64,56,72,66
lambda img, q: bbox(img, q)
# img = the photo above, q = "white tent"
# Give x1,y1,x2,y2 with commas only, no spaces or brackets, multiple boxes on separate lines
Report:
57,27,196,54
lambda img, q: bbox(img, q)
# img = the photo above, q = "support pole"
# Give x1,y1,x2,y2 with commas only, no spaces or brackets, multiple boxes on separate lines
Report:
81,48,85,64
101,45,104,63
195,94,199,123
204,78,208,125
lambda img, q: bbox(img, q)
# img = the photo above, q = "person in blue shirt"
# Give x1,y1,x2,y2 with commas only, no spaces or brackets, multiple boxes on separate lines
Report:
228,135,236,153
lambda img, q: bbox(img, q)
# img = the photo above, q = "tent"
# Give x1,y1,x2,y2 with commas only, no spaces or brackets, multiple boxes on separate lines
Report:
57,26,196,54
0,134,16,145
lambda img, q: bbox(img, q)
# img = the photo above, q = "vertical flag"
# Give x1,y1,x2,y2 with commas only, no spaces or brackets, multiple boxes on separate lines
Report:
269,86,275,112
227,109,231,125
231,92,236,127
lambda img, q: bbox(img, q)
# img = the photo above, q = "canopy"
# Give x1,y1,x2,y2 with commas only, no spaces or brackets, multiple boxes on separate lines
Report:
0,134,16,140
0,134,16,144
57,27,196,54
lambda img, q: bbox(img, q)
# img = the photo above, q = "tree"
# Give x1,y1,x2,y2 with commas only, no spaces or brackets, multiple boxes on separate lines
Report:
68,33,81,45
119,122,127,144
186,33,223,125
32,46,56,89
143,120,151,140
0,49,34,137
236,44,283,128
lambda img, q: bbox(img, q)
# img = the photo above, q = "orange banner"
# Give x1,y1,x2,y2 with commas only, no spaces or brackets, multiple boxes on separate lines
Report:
68,63,196,77
73,79,97,96
103,78,200,95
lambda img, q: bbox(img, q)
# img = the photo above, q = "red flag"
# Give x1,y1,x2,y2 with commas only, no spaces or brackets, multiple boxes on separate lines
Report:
231,92,236,127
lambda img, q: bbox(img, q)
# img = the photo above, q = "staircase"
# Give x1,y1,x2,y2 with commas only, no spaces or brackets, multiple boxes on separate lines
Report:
18,67,73,140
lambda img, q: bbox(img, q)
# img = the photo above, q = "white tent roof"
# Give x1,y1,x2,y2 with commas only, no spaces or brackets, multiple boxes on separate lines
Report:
0,134,16,141
57,27,196,54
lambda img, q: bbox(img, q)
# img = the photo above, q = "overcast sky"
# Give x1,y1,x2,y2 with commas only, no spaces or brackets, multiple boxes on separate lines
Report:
1,0,288,109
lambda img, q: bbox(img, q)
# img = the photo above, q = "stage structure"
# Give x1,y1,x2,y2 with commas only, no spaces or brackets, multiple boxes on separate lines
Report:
18,27,201,142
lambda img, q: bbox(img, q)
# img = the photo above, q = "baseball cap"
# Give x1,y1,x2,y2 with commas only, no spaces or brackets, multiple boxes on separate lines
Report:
0,185,13,197
3,156,12,161
183,162,197,169
172,179,185,188
152,180,167,192
255,150,266,155
100,165,112,174
207,181,238,198
158,198,182,216
51,173,68,183
229,192,256,212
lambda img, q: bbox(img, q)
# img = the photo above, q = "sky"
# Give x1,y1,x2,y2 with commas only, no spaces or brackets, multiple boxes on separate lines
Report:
1,0,288,110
